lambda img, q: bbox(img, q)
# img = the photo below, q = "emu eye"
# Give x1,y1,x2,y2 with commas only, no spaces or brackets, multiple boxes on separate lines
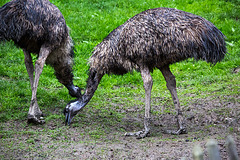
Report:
63,106,69,115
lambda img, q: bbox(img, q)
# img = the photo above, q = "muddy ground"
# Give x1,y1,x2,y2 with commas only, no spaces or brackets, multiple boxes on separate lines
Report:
0,95,239,159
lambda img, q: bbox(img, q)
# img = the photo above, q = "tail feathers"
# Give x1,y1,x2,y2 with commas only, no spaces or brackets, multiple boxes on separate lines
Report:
205,27,226,64
194,26,227,65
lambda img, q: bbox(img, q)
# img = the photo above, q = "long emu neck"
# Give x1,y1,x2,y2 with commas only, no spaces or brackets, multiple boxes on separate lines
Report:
81,69,103,105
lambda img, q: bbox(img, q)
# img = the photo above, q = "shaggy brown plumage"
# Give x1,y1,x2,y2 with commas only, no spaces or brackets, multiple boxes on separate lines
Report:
64,8,227,138
90,8,226,74
0,0,81,124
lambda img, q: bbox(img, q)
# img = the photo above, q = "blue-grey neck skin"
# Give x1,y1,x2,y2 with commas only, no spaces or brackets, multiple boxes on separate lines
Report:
64,99,85,125
64,69,103,125
65,83,82,98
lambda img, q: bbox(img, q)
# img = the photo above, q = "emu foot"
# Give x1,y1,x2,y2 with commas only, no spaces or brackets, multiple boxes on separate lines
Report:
125,117,151,139
125,130,150,139
164,127,187,135
27,114,45,124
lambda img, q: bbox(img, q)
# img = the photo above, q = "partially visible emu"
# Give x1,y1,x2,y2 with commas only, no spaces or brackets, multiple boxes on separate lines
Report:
0,0,81,124
64,8,227,138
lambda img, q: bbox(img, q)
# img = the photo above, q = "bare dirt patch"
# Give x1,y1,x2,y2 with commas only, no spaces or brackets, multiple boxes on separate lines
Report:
1,95,239,159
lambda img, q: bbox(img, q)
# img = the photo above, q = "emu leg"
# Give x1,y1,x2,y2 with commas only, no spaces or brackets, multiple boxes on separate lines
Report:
159,66,187,135
23,50,34,90
27,46,51,124
125,67,152,139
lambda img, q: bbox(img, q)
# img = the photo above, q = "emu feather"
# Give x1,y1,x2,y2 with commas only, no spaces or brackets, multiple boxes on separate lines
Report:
0,0,81,124
64,8,227,138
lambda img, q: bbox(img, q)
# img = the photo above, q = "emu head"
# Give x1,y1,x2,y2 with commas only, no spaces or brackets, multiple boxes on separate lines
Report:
63,98,86,125
67,85,83,98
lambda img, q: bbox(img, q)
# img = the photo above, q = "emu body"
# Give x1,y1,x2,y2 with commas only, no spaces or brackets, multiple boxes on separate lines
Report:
64,8,227,138
0,0,81,124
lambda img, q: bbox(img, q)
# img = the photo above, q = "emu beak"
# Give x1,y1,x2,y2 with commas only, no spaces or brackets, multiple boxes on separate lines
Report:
64,105,73,125
63,99,84,125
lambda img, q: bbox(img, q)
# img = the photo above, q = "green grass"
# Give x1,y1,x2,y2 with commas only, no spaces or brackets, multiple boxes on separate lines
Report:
0,0,240,152
0,0,239,121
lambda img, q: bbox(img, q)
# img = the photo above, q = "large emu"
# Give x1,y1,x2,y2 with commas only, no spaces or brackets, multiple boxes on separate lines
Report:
0,0,81,124
64,8,226,138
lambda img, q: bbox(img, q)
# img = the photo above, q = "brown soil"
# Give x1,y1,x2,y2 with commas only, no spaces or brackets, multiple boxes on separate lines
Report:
0,95,239,159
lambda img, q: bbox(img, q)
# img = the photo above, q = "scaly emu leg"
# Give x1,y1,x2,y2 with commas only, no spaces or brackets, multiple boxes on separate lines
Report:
27,45,51,124
159,65,187,134
125,66,152,139
23,49,34,90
